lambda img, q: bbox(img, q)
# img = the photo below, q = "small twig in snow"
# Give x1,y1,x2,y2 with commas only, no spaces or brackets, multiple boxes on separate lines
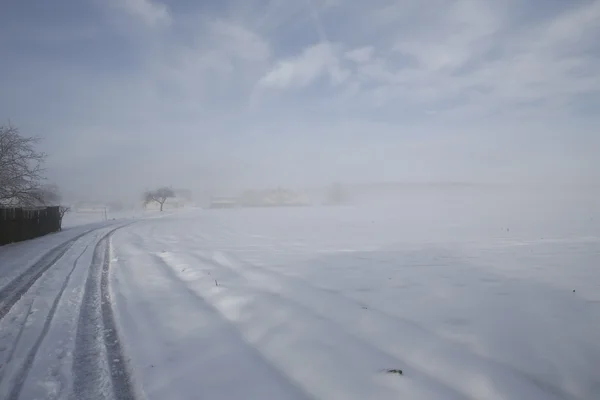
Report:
383,369,403,375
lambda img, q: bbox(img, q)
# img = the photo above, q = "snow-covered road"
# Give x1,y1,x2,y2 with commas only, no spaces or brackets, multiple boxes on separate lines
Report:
1,196,599,399
0,221,137,400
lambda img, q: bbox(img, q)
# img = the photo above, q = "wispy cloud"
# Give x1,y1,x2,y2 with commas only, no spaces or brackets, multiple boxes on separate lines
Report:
108,0,172,27
304,0,329,42
345,47,374,64
321,0,600,118
258,42,347,89
1,0,599,199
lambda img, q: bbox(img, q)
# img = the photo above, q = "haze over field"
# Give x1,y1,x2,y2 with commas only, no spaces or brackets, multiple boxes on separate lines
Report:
1,3,600,398
1,0,599,202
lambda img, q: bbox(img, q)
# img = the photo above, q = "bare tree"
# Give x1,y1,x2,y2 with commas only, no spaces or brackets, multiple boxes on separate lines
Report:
31,183,62,206
144,187,175,211
58,206,71,230
0,124,46,206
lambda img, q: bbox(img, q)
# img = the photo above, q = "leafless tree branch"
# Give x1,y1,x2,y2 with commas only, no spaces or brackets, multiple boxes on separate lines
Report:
143,187,175,211
58,205,71,230
0,124,47,206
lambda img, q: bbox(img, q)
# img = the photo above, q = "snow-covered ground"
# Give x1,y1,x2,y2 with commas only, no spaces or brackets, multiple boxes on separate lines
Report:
61,208,161,229
1,189,599,399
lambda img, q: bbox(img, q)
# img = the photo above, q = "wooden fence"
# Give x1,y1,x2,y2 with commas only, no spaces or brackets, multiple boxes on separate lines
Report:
0,207,61,246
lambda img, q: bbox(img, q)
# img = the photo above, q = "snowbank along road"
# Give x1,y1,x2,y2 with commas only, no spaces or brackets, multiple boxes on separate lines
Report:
1,193,600,399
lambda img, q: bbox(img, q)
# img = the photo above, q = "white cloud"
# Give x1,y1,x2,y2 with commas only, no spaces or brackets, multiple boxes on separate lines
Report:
323,0,600,119
208,20,271,62
4,0,600,199
110,0,171,27
258,42,348,89
539,0,600,51
345,47,374,64
393,0,502,71
95,0,600,122
460,1,600,107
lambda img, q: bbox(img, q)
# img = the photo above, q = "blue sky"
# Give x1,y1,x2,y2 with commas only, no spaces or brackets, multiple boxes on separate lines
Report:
1,0,599,200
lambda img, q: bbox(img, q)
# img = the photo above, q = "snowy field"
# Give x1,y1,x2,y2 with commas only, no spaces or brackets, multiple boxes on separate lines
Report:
61,208,161,229
1,188,599,399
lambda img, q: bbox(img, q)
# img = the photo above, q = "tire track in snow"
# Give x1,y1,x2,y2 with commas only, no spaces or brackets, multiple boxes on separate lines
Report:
7,243,91,400
71,223,138,400
0,226,104,321
0,301,34,383
101,234,137,400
